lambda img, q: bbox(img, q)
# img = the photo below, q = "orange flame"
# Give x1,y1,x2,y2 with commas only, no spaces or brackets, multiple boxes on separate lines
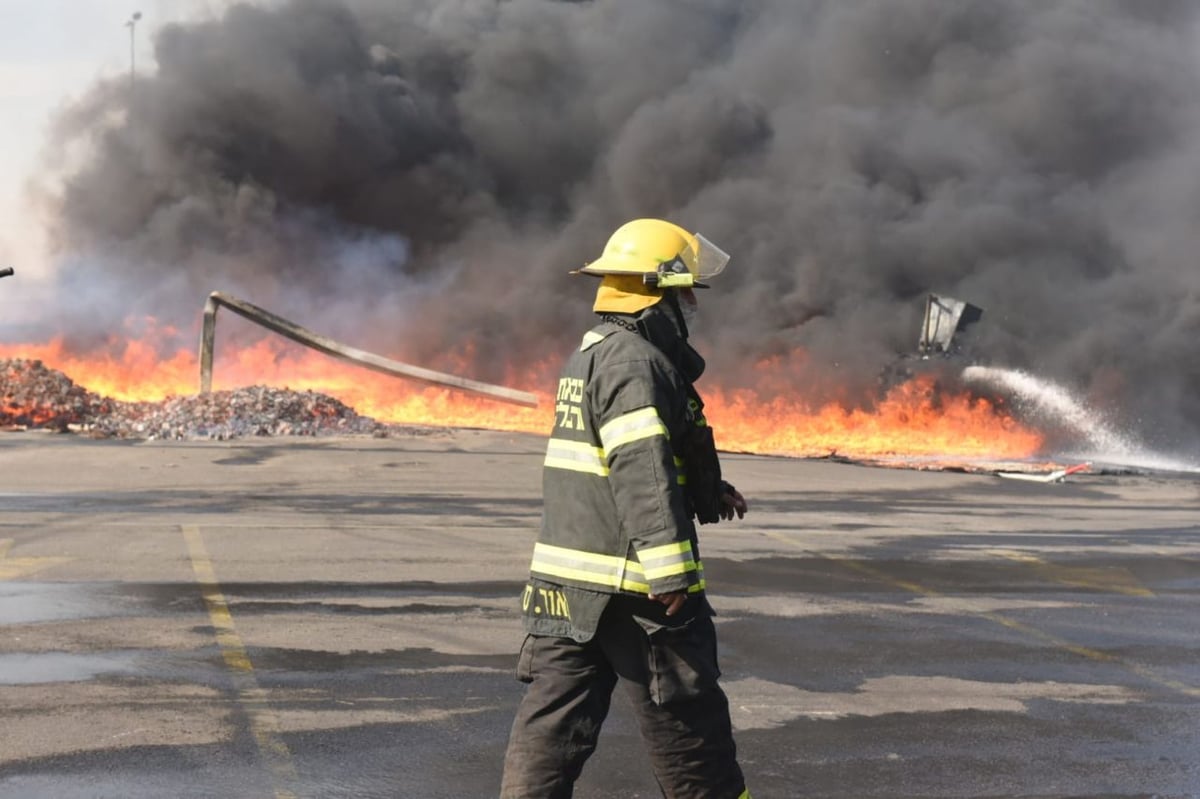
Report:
705,373,1041,459
0,334,1043,459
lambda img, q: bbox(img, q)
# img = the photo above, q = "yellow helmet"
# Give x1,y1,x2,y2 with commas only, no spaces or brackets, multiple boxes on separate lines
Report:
575,218,730,314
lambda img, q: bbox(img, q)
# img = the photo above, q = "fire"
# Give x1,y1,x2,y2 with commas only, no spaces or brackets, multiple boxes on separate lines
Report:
3,336,198,401
0,335,1043,459
0,334,554,434
704,372,1042,459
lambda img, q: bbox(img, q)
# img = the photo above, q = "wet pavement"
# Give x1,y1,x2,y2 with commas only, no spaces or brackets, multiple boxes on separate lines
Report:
1,430,1198,798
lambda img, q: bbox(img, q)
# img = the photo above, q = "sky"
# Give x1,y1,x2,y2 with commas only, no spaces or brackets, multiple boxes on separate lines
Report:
0,0,241,281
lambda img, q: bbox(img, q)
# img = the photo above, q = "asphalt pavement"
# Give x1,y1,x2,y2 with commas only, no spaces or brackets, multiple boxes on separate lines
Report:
1,430,1198,798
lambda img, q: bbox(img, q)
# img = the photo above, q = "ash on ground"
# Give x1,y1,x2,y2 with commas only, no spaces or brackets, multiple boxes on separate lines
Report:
1,358,426,440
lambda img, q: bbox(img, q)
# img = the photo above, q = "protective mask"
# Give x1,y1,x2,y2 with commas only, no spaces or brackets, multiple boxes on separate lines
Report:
679,297,699,335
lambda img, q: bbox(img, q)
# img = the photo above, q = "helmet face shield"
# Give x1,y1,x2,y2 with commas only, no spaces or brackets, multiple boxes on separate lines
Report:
693,232,730,281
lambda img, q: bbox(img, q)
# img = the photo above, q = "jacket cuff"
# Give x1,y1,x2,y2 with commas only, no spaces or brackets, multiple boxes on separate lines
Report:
647,575,691,596
636,540,698,595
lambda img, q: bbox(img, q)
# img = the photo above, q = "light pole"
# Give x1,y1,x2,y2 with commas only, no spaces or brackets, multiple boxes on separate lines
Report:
125,11,141,94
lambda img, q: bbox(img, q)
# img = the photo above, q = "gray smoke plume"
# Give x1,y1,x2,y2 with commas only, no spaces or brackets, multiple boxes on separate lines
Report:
25,0,1200,452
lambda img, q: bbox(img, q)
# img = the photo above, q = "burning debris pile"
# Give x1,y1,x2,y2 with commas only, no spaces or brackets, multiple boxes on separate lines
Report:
1,358,407,440
1,358,120,431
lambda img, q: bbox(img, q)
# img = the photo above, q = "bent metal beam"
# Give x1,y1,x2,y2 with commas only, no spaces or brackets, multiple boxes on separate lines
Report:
199,291,538,408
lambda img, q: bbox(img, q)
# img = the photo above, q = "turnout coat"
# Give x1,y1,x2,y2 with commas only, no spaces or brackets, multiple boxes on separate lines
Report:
521,308,715,641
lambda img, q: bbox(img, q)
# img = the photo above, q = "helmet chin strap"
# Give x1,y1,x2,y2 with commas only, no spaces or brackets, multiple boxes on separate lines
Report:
662,289,690,340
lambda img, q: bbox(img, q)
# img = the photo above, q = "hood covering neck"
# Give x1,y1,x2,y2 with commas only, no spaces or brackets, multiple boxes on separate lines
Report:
600,303,706,383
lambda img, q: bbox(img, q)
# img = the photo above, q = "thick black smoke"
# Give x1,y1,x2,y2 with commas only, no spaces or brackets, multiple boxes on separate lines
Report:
29,0,1200,451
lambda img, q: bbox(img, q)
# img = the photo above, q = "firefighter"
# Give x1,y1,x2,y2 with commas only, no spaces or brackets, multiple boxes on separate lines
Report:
499,218,751,799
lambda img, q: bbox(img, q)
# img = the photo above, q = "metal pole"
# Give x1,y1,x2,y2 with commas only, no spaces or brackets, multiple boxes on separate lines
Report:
126,12,141,95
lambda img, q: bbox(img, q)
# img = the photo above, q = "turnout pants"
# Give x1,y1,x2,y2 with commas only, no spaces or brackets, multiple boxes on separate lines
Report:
499,595,749,799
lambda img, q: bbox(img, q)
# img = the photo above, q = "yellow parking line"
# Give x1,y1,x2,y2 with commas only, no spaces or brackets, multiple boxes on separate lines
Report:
987,548,1154,597
763,531,1200,699
0,537,73,581
182,525,299,799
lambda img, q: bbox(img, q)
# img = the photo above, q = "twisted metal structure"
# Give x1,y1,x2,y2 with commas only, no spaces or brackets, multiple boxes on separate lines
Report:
199,291,538,408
